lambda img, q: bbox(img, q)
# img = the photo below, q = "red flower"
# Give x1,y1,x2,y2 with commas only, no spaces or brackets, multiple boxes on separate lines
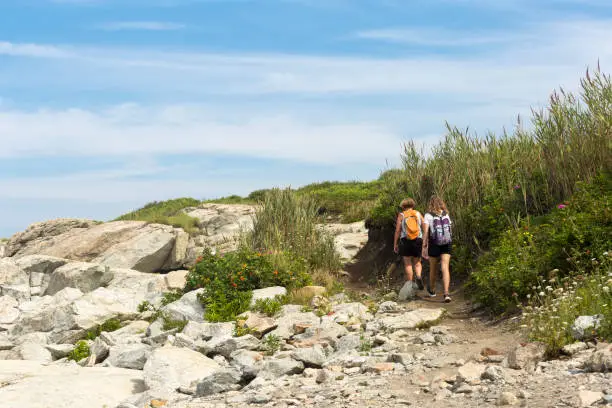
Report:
231,282,238,288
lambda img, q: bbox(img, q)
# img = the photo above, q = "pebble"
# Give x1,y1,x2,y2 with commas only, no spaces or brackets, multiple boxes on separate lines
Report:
498,391,518,406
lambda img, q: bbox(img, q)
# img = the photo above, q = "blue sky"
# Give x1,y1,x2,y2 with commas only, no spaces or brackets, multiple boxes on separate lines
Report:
1,0,612,237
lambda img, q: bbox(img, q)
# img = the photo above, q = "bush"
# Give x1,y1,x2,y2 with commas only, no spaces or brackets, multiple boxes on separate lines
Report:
262,334,281,355
185,248,312,322
252,296,284,317
67,341,90,362
520,256,612,357
467,174,612,314
371,69,612,275
241,188,341,274
85,318,122,340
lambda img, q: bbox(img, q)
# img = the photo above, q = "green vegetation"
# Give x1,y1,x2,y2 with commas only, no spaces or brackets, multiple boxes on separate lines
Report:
261,334,281,355
67,341,90,362
116,197,201,234
252,296,284,317
468,175,612,314
371,69,612,276
359,334,372,353
160,290,183,306
185,248,312,322
85,318,122,340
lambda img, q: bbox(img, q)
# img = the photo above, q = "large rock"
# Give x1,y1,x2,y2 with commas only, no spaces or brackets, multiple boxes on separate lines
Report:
584,347,612,372
571,315,602,341
0,295,20,325
266,308,320,340
161,289,206,323
182,321,234,341
0,360,145,408
6,220,186,273
291,345,327,368
107,344,152,370
143,346,220,393
164,270,189,290
379,308,445,331
229,349,264,379
398,281,417,301
318,221,368,261
0,258,28,286
207,335,260,358
238,312,277,338
258,358,304,379
250,287,287,306
507,343,546,371
331,302,373,325
195,368,242,396
45,262,114,296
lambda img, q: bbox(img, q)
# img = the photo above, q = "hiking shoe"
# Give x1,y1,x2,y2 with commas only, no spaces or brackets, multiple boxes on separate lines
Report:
416,276,425,290
444,294,452,303
427,288,436,297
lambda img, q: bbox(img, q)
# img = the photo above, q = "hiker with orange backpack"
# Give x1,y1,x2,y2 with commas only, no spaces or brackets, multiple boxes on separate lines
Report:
393,198,425,291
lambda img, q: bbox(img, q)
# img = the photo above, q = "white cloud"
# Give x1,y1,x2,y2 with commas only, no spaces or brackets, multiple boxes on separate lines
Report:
354,28,525,47
95,21,186,31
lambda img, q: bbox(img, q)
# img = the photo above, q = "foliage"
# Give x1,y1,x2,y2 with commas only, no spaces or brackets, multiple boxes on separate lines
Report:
160,290,183,306
162,317,188,332
519,255,612,357
186,248,311,322
359,334,372,353
85,318,122,340
234,323,255,337
67,341,90,362
241,188,341,273
137,300,155,313
116,197,201,234
262,334,281,355
252,296,284,317
467,175,612,314
371,69,612,276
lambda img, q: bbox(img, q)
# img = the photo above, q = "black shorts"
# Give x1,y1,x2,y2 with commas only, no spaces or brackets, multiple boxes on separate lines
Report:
399,238,423,257
428,243,452,257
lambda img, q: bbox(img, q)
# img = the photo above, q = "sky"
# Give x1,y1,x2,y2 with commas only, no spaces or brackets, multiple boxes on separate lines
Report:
1,0,612,237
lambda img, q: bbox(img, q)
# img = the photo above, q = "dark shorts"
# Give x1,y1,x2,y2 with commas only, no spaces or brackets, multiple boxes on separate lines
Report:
428,243,452,258
399,238,423,257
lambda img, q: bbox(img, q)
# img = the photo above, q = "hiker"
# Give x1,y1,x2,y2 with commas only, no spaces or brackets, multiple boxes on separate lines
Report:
422,195,453,303
393,198,425,290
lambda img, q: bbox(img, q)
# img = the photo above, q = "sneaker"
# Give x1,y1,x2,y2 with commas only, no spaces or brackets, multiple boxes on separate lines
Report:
427,288,436,297
416,276,425,290
444,294,452,303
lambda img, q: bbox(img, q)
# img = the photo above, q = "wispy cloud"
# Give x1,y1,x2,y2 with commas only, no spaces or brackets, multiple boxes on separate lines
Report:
95,21,186,31
0,41,71,58
355,28,526,47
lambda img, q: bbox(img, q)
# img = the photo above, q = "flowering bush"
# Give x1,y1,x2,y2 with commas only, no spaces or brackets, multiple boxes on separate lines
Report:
185,248,311,322
520,254,612,356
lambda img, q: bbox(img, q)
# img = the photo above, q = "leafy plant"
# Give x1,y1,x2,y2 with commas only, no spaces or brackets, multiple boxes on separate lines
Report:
359,335,372,353
67,340,90,362
162,317,188,332
262,334,281,355
160,290,183,306
85,318,122,340
252,296,284,317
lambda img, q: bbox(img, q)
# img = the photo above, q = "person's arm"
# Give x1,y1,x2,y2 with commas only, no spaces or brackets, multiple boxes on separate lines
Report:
422,214,429,258
393,213,402,253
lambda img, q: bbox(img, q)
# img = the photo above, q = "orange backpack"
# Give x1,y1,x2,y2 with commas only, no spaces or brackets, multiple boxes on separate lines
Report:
403,209,421,240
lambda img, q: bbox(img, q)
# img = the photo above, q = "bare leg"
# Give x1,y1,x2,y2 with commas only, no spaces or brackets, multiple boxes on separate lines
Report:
413,257,422,279
403,256,414,281
440,254,451,295
429,257,439,294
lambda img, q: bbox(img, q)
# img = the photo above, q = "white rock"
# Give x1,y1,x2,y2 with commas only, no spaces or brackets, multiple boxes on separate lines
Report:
161,289,206,323
250,287,287,306
258,358,304,379
456,361,486,384
377,301,399,314
143,346,220,393
195,368,243,396
584,348,612,372
571,315,602,340
45,262,114,296
44,344,74,360
0,295,20,325
380,308,445,331
0,258,28,286
578,390,603,407
507,343,546,371
498,391,518,405
291,345,327,368
13,342,53,362
164,270,189,290
398,281,417,301
108,343,152,370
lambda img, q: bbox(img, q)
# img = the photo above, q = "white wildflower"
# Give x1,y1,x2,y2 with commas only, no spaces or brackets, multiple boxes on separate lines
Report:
539,292,545,296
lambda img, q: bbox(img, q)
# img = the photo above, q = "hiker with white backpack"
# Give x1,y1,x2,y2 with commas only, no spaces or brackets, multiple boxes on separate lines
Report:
422,195,453,303
393,198,426,291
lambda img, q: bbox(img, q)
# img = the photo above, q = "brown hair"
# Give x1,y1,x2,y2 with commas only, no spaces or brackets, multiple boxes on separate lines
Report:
428,195,448,215
400,198,415,210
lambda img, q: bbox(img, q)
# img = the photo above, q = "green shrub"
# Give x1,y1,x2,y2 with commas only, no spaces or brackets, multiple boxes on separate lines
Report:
161,317,188,332
467,174,612,314
359,335,372,353
160,290,183,306
262,334,281,355
85,318,122,340
241,188,341,273
252,296,284,317
116,197,201,234
185,248,311,322
67,341,90,362
520,256,612,357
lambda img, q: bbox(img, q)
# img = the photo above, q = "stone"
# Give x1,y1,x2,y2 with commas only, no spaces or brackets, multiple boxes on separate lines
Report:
0,295,19,325
108,344,152,370
143,346,220,393
481,365,505,382
91,337,111,362
362,362,394,374
182,321,234,341
584,347,612,372
380,308,445,331
258,358,304,379
161,289,206,323
164,270,189,290
0,360,145,408
195,368,243,396
14,342,53,362
335,333,362,353
377,301,399,314
250,286,287,306
507,343,546,371
388,353,414,366
498,391,518,405
0,258,28,286
266,309,320,340
1,284,30,302
571,315,602,340
173,333,198,350
398,281,417,301
45,262,114,296
332,302,373,325
291,345,327,368
562,342,588,356
207,335,260,358
414,332,436,344
44,343,74,360
578,390,603,407
456,361,486,384
229,349,264,379
239,312,277,338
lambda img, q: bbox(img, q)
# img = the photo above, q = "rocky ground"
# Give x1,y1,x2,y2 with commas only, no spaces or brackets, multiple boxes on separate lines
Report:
0,210,610,408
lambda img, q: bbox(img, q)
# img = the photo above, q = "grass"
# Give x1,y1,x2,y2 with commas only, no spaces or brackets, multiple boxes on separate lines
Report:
370,68,612,276
116,197,201,234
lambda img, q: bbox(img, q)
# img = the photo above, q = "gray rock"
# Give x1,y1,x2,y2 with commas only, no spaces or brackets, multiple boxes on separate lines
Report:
230,349,264,379
335,333,361,353
45,262,114,296
291,345,327,368
498,391,518,405
182,321,235,341
91,336,111,363
195,368,242,396
507,343,546,371
380,308,445,331
250,287,287,306
398,281,417,301
414,332,436,344
571,315,602,340
108,343,151,370
481,365,505,382
45,343,74,360
562,342,588,356
259,358,304,379
207,334,260,358
161,289,206,323
584,348,612,372
377,301,399,314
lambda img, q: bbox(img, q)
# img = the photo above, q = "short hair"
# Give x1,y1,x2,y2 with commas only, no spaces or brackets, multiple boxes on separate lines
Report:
400,198,415,210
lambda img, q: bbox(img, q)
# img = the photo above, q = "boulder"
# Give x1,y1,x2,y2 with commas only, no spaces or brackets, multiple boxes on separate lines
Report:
0,284,30,302
0,258,28,286
377,301,399,314
266,309,320,340
507,343,546,371
44,344,74,360
258,358,304,379
182,321,235,341
238,312,277,338
229,349,264,379
0,360,145,408
164,270,189,290
291,345,327,368
584,347,612,372
108,344,152,370
380,308,445,331
207,335,260,358
578,390,603,407
571,315,602,341
195,368,243,396
45,262,114,296
143,346,221,393
331,302,373,325
456,361,486,384
318,221,368,261
0,295,20,325
161,289,206,323
13,342,53,362
250,287,287,306
398,281,417,301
